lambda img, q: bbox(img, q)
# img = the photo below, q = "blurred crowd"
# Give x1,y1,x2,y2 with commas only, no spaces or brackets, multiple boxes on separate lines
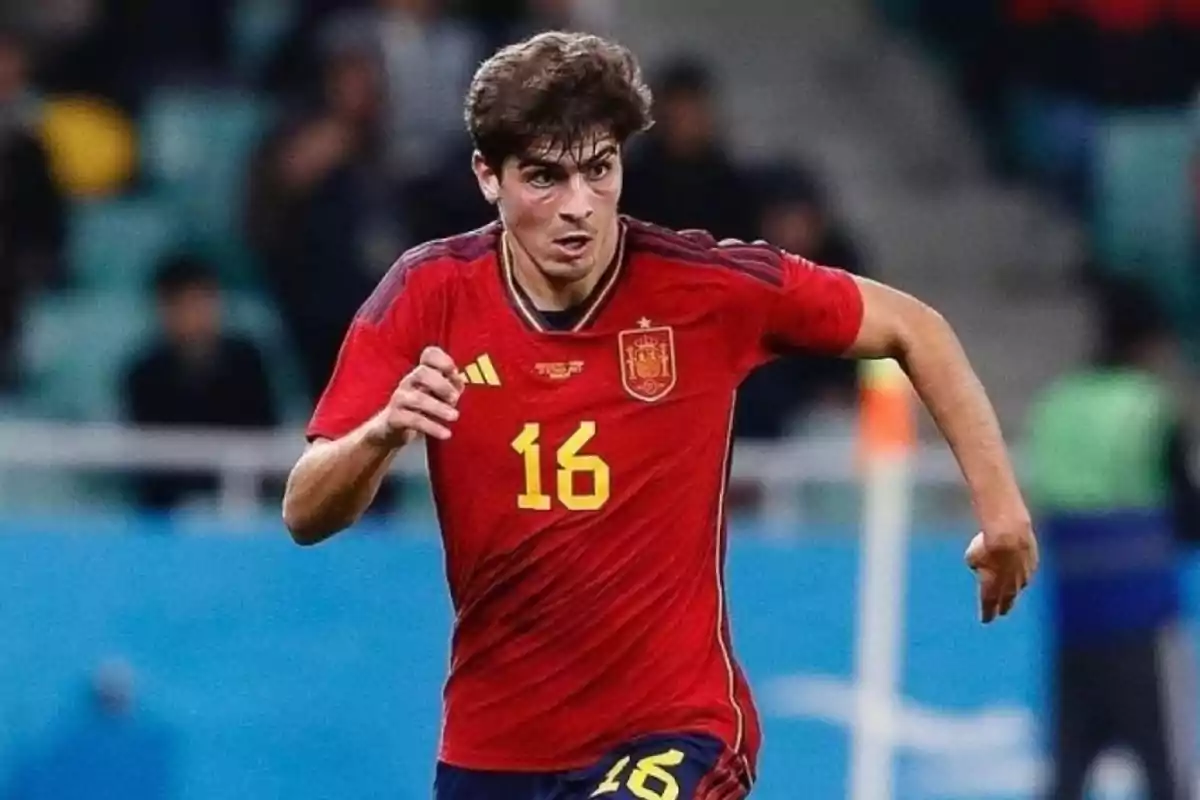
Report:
0,0,871,513
906,0,1200,189
892,0,1200,345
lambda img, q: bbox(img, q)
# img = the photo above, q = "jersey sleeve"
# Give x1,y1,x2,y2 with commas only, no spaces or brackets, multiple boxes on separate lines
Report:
717,239,864,374
306,254,442,442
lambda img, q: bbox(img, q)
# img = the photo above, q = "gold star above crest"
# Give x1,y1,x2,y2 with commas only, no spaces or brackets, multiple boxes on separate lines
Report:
637,317,652,329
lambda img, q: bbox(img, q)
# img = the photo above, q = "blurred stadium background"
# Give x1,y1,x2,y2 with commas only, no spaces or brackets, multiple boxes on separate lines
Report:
0,0,1197,797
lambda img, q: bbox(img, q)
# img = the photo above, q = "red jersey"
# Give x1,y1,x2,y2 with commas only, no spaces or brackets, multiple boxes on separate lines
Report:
307,217,864,777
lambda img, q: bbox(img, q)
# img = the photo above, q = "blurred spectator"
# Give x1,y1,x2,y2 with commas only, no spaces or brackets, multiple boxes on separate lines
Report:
322,0,483,175
260,0,368,100
38,0,236,112
756,164,866,277
121,255,278,512
1025,276,1199,800
915,0,1011,172
622,56,759,242
247,33,408,400
404,135,495,244
734,163,870,440
0,30,65,391
2,657,179,800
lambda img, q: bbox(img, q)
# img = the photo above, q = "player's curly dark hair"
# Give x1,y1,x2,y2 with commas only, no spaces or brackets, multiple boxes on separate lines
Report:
465,31,654,173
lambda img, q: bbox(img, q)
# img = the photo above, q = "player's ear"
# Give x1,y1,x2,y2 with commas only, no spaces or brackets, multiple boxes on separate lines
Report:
472,151,500,206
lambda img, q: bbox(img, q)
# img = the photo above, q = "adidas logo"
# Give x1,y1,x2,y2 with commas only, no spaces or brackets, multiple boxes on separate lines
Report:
461,354,501,386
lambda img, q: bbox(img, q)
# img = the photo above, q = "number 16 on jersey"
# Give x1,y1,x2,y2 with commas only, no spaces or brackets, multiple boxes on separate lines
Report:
511,422,611,511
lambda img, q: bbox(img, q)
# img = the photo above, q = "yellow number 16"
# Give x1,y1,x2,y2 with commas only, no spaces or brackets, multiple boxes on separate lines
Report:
591,749,686,800
511,421,610,511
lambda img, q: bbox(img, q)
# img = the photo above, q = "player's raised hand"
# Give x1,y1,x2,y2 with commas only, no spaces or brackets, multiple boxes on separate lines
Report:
368,346,466,447
964,520,1039,624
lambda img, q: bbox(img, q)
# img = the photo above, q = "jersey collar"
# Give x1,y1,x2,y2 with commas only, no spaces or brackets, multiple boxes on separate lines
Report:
500,221,628,334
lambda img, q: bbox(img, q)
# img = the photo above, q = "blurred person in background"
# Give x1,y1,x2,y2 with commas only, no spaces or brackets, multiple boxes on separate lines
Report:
1,657,178,800
322,0,483,176
621,55,758,242
247,31,407,401
735,163,871,441
0,29,65,392
34,0,235,112
260,0,369,100
121,254,278,512
1025,277,1199,800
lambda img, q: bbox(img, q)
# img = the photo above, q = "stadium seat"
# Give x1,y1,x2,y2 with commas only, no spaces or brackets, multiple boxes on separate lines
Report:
140,89,274,285
1091,110,1198,325
69,196,184,293
224,292,308,423
18,292,155,421
12,289,303,511
20,290,306,424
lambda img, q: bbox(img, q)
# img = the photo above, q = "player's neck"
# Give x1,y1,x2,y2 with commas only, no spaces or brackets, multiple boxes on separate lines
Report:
505,222,622,311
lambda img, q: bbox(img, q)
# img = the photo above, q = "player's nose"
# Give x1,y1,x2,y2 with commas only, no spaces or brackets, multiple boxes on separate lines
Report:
559,178,594,222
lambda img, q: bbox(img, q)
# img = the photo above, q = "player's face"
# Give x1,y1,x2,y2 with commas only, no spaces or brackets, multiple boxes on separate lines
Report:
474,134,623,285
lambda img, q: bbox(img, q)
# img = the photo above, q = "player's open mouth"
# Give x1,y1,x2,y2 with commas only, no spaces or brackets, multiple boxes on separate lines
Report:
553,235,592,256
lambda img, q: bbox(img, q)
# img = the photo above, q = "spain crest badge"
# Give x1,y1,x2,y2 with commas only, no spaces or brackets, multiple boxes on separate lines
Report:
618,320,676,402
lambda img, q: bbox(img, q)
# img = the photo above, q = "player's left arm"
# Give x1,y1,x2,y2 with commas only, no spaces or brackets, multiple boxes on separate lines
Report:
844,276,1038,621
734,248,1038,622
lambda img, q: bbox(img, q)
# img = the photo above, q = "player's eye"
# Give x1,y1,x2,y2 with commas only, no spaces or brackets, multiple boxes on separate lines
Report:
526,170,556,188
586,161,611,181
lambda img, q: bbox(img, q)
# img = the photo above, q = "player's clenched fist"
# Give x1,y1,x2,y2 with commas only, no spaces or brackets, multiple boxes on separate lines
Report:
965,519,1039,624
367,346,466,447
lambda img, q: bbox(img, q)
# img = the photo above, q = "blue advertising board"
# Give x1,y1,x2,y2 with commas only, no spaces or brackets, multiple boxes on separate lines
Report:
0,518,1190,799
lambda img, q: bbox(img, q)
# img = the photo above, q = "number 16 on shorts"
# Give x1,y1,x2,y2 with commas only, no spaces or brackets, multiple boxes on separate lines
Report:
581,734,744,800
591,749,685,800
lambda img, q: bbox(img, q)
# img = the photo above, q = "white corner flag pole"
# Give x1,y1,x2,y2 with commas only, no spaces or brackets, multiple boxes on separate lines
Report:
849,358,916,800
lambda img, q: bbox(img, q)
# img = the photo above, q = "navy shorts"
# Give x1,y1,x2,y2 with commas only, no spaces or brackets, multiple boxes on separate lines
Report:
434,733,749,800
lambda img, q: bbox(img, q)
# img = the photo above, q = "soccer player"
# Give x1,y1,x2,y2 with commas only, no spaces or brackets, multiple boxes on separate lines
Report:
282,31,1038,800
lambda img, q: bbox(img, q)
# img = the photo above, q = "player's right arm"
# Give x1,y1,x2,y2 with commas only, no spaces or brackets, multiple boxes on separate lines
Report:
282,252,460,545
282,347,462,545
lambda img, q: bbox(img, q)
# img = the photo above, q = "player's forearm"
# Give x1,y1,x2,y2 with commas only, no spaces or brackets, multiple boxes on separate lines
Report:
282,424,399,545
890,302,1030,533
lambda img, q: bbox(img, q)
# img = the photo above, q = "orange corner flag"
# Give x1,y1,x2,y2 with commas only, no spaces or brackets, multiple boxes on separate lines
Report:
858,358,916,460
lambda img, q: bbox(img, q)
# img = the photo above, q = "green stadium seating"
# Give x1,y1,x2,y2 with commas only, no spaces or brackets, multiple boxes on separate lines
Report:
69,196,185,293
140,89,275,286
1091,110,1198,326
19,288,306,424
18,292,154,421
8,288,307,511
